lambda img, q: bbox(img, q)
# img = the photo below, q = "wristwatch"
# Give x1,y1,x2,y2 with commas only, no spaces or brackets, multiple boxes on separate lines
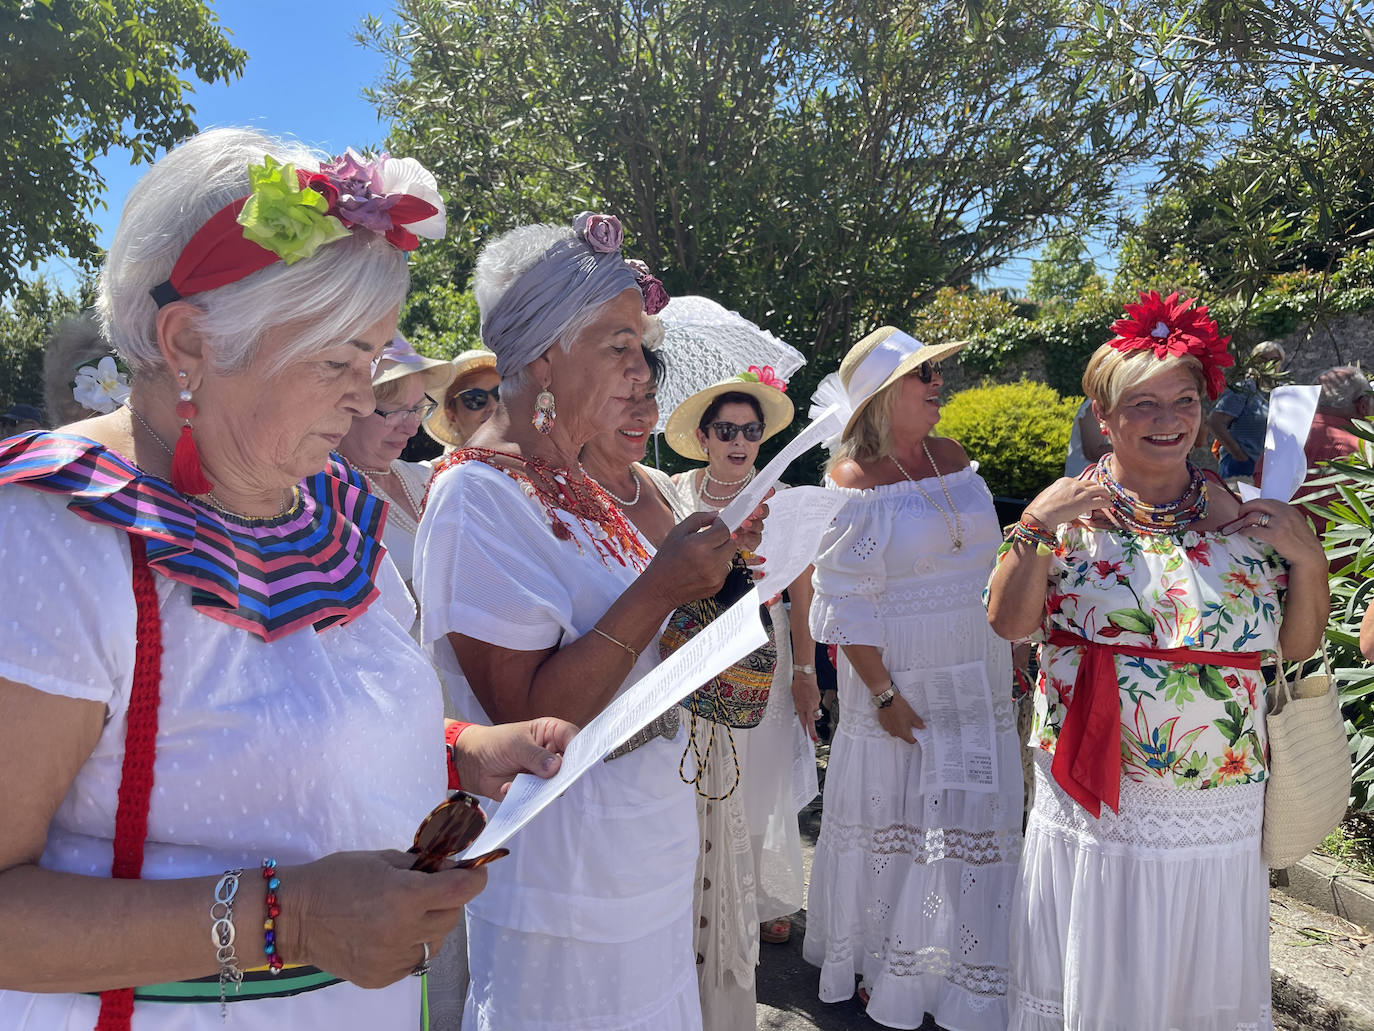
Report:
794,663,817,675
870,685,897,708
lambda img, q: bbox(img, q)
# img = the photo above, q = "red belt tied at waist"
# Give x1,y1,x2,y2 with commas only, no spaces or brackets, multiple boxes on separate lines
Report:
1045,629,1264,817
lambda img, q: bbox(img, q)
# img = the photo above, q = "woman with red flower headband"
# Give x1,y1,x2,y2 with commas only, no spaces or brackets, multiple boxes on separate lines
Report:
986,291,1329,1030
0,128,577,1031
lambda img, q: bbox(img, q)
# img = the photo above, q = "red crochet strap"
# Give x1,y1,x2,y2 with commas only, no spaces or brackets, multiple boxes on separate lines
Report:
97,534,164,1030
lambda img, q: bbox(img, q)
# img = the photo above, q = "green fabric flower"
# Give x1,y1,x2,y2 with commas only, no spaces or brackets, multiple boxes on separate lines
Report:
237,156,349,265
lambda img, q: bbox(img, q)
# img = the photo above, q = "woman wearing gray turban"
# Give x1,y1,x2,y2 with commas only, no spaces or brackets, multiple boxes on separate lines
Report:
414,214,755,1030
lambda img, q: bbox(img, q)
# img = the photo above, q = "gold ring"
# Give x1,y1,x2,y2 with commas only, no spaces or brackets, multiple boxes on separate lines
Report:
1258,513,1271,527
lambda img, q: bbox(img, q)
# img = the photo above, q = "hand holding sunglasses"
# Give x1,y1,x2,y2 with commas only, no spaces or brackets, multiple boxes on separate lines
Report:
410,791,509,872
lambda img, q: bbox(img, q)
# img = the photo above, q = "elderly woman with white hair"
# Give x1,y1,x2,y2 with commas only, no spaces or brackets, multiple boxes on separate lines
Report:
0,128,575,1031
414,214,759,1030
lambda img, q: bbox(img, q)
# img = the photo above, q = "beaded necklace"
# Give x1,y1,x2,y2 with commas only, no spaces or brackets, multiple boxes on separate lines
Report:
341,455,423,530
1094,457,1208,535
890,442,964,551
435,446,650,571
698,467,754,504
599,468,642,508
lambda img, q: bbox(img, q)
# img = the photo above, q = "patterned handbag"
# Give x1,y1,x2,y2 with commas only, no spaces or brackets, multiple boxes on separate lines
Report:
660,559,777,798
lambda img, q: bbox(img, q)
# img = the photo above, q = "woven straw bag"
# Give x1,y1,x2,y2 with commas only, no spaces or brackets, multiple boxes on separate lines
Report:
1261,649,1351,869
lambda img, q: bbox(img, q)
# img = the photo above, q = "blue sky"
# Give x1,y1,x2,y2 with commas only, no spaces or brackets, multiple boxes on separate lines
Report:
36,0,1105,295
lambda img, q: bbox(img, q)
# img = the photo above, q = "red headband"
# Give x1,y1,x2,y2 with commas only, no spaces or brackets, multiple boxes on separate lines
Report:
1106,290,1233,399
150,151,445,307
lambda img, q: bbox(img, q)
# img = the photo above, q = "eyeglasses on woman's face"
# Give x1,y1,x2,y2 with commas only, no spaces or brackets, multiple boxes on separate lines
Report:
709,420,765,443
457,385,500,411
375,396,438,425
914,360,942,384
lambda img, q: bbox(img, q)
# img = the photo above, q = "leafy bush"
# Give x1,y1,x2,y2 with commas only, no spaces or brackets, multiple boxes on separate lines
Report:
1304,423,1374,812
937,380,1079,500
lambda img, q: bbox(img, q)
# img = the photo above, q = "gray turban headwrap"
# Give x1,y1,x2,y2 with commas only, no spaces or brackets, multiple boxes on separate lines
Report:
480,216,641,378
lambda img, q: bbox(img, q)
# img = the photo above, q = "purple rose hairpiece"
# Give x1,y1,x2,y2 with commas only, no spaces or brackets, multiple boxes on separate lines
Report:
626,258,670,315
573,211,624,253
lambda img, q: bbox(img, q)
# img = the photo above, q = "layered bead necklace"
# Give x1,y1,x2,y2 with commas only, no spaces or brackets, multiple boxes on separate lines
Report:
698,467,754,504
1094,457,1208,535
600,468,642,508
341,455,424,527
890,441,964,551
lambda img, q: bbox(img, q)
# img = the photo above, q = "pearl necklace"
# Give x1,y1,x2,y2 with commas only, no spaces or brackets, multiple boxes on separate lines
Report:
128,406,294,519
699,467,754,503
599,468,642,508
890,441,964,551
344,456,423,524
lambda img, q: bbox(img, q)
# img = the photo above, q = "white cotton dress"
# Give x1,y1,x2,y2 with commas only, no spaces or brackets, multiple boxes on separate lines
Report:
0,487,442,1030
664,472,819,1031
804,469,1021,1031
413,460,702,1031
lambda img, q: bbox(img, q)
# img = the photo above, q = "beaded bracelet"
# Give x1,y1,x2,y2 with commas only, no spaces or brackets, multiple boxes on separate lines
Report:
261,858,283,974
1009,518,1058,556
211,869,244,1015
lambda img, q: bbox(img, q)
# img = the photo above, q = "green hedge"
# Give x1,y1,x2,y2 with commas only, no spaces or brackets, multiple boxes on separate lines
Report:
937,380,1079,500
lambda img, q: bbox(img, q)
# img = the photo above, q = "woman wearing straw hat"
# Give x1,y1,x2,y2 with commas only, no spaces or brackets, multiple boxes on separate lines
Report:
663,370,822,1029
423,348,500,453
337,333,456,587
803,328,1020,1030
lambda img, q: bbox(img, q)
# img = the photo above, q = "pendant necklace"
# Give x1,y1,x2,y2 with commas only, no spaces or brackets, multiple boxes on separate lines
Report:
890,441,964,551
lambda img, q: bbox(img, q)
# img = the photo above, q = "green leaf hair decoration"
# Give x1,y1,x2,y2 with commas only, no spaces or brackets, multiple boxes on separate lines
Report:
237,156,349,265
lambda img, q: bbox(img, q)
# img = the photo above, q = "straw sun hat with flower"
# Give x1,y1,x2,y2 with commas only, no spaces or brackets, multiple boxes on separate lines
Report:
665,366,796,462
422,348,499,448
810,327,968,446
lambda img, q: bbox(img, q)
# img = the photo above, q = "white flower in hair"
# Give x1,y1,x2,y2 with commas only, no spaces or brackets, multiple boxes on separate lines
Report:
73,355,131,414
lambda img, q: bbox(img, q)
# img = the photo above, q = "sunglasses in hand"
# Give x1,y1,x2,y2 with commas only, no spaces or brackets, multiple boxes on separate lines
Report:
409,791,509,872
457,386,499,411
709,420,765,443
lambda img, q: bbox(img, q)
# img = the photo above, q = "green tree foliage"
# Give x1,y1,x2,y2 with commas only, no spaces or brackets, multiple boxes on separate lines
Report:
362,0,1163,402
0,277,94,411
910,286,1017,345
1,0,246,296
1027,235,1100,305
937,380,1078,498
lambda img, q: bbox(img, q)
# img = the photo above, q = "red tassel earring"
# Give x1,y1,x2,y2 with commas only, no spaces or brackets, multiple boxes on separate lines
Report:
170,373,214,496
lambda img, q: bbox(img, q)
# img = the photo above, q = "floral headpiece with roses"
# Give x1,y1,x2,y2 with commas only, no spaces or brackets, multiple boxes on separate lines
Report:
149,149,446,307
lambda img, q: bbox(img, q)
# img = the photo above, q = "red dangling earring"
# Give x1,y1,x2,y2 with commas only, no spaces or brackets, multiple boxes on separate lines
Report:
170,372,214,496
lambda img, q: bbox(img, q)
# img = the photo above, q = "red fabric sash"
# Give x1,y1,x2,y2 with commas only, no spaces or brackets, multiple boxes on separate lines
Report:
1045,629,1263,817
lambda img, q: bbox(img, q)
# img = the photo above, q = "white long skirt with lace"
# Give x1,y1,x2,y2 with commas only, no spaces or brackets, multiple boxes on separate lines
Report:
803,586,1021,1031
1011,754,1272,1031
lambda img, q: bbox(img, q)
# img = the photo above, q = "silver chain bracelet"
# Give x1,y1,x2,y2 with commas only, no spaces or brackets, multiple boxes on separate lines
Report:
211,869,244,1019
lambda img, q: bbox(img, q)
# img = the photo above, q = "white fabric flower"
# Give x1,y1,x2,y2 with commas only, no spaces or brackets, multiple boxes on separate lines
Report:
376,155,447,240
73,356,131,414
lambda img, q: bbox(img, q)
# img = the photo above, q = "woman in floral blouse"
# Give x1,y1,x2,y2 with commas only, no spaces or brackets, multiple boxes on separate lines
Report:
986,291,1329,1031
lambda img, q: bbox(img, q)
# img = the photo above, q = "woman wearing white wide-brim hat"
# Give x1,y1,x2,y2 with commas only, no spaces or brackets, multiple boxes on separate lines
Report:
661,369,821,1030
337,334,456,587
802,327,1020,1030
424,348,500,453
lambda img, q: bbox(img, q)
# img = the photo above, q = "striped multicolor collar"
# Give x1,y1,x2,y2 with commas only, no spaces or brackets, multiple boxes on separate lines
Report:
0,431,388,642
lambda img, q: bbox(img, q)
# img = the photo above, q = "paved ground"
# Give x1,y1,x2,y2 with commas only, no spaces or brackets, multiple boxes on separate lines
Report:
751,749,1374,1030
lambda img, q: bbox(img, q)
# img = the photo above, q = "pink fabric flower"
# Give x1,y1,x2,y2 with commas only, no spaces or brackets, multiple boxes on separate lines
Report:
747,364,788,392
574,211,624,253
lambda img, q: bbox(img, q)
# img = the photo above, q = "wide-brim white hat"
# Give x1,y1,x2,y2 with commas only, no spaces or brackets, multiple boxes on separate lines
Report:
664,374,795,462
422,349,498,448
831,327,968,441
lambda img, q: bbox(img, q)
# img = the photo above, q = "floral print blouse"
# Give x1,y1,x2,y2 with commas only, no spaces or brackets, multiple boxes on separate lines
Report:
994,526,1286,791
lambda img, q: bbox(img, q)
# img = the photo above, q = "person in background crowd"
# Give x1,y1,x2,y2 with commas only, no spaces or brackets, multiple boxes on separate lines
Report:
0,127,575,1031
415,212,764,1031
0,403,43,435
1208,339,1284,479
44,315,121,425
987,292,1327,1030
805,327,1020,1030
1064,396,1111,476
424,348,500,454
337,333,455,589
1302,365,1371,467
663,369,821,1029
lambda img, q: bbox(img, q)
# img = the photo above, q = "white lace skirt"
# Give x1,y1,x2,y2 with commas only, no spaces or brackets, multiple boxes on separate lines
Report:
803,650,1022,1031
1011,755,1272,1031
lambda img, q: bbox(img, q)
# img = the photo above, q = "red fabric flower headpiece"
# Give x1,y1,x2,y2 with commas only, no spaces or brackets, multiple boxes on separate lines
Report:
1105,290,1233,399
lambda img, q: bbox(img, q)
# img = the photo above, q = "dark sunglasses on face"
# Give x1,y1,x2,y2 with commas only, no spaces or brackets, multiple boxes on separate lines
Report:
376,396,439,424
710,420,765,443
458,385,499,410
915,360,942,384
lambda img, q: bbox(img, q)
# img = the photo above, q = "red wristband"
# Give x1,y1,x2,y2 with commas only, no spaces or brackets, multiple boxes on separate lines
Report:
445,721,472,790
